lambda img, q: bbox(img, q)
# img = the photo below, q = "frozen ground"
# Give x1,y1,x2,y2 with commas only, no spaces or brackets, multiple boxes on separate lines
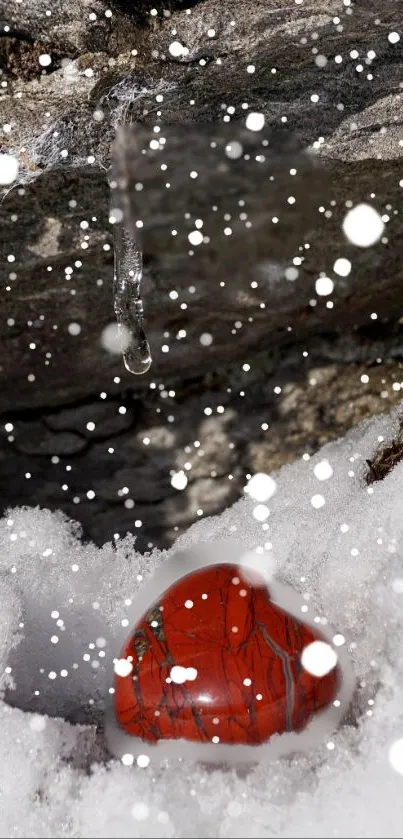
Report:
1,404,403,837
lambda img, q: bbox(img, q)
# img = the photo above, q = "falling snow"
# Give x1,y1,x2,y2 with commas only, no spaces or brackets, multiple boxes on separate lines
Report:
0,154,19,186
342,203,385,248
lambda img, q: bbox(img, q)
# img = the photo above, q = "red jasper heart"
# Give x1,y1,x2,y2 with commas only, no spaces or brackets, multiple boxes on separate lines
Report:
114,563,340,746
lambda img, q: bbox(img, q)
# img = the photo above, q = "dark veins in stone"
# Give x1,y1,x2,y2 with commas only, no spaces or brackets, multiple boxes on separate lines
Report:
114,563,339,745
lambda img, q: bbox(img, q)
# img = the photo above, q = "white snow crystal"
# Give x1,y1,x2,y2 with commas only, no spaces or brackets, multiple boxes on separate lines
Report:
284,266,299,281
170,666,197,684
39,54,52,67
109,207,124,225
171,470,188,490
168,41,188,58
185,668,198,681
0,153,19,186
101,323,131,354
311,493,326,508
313,459,333,481
333,258,352,277
245,472,276,502
342,203,385,247
388,738,403,774
333,633,346,647
121,752,134,766
225,141,243,159
315,276,334,296
252,504,270,522
301,640,338,677
188,230,203,246
114,658,133,677
245,113,265,132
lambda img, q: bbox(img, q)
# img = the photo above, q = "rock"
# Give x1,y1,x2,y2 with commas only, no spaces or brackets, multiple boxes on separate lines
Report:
1,0,403,549
0,0,402,412
45,400,135,438
0,0,139,53
1,126,403,412
2,359,402,551
13,421,87,456
114,561,339,746
2,1,403,173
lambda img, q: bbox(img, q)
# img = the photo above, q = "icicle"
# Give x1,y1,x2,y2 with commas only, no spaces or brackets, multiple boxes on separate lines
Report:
111,127,151,375
113,221,151,374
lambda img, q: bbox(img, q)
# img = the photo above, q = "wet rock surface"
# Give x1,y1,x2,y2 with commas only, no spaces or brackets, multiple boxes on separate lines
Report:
1,0,402,549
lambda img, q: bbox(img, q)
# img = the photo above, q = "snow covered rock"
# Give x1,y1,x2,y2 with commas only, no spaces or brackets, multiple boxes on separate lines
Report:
0,405,403,835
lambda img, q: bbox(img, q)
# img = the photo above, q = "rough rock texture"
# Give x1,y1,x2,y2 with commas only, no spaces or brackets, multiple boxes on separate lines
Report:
1,0,402,548
2,357,403,551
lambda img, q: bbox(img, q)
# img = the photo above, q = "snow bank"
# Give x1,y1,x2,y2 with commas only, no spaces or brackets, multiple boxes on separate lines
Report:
1,405,403,837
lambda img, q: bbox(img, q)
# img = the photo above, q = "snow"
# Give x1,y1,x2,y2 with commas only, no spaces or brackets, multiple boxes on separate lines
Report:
245,473,277,502
333,258,352,278
188,230,203,246
168,41,189,59
101,322,131,355
313,459,333,481
245,113,265,132
0,153,19,186
39,54,52,68
342,203,385,247
1,405,403,836
171,470,188,490
315,276,334,296
300,641,338,678
225,141,244,159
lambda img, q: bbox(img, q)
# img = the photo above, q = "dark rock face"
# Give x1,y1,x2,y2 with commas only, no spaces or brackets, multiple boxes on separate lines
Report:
2,358,403,551
1,0,402,549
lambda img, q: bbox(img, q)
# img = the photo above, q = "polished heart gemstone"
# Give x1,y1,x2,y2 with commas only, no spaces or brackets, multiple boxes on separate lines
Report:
114,563,340,746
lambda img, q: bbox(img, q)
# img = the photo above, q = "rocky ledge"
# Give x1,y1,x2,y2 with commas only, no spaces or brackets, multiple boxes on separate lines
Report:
0,0,402,548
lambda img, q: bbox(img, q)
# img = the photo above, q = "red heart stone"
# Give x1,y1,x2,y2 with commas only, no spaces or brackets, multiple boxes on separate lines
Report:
114,563,340,746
